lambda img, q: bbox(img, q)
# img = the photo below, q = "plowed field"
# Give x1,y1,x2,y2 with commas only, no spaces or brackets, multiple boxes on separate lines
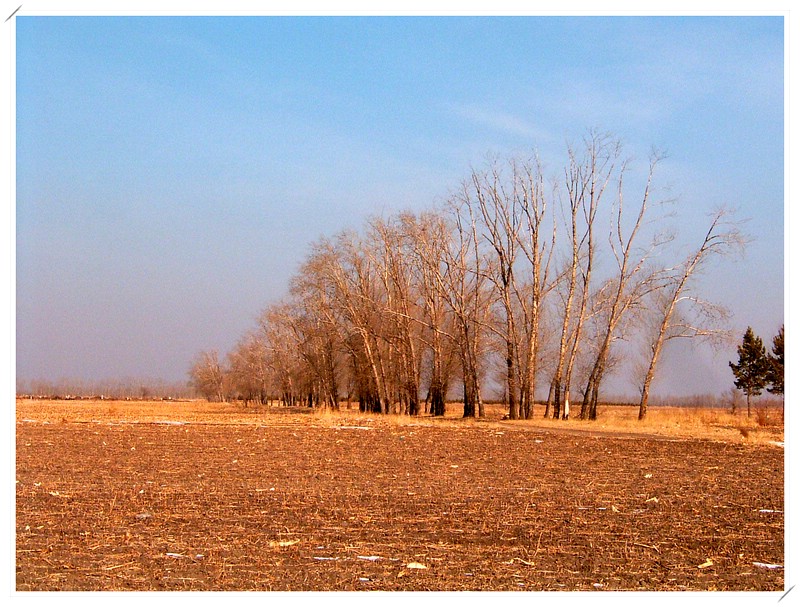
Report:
15,400,784,591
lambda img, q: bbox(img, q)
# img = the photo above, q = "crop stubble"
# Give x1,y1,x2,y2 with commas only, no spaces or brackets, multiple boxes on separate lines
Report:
16,406,783,591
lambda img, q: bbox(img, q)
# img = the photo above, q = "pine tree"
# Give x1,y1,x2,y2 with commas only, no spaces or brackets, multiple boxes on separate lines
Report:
729,327,770,417
767,325,784,396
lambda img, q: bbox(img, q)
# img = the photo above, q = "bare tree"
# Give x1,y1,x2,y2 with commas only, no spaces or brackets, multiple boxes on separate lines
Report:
368,216,425,415
257,303,305,406
400,210,459,416
636,208,744,419
514,157,557,419
227,332,270,406
548,132,619,420
314,231,395,413
441,193,491,418
291,252,346,409
470,160,524,419
580,150,669,420
188,349,228,402
467,155,556,419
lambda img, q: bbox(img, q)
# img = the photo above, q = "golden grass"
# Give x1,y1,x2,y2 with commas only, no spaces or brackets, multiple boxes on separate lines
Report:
15,398,268,425
506,404,784,444
15,398,783,445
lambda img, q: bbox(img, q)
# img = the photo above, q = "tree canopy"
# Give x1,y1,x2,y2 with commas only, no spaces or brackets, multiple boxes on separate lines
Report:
767,325,784,397
729,327,771,417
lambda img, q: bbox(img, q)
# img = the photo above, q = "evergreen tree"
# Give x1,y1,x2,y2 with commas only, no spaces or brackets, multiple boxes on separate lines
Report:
767,325,784,396
729,327,770,417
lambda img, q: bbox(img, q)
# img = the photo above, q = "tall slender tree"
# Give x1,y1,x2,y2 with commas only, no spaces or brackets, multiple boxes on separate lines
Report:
548,132,618,420
636,208,744,420
401,211,458,416
471,160,524,419
580,151,668,420
443,192,490,418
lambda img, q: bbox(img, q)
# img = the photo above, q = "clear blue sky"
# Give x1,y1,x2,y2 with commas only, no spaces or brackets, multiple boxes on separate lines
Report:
14,14,784,397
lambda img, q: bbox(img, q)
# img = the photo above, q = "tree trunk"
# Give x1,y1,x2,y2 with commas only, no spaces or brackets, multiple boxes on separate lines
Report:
430,379,446,417
638,353,658,420
506,337,518,420
543,379,554,418
462,382,474,418
552,379,561,420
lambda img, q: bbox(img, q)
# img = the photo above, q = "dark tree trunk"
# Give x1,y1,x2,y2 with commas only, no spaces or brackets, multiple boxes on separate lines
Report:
430,380,446,417
506,341,518,420
552,380,562,420
462,382,475,418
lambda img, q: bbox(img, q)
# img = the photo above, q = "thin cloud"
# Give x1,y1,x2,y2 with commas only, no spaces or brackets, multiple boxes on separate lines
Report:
446,101,556,142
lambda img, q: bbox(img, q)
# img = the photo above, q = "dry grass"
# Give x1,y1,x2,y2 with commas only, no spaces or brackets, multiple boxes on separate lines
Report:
507,405,783,445
16,399,783,446
16,398,275,425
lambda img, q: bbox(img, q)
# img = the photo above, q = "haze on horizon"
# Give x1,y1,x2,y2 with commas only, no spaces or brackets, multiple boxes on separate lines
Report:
14,13,784,400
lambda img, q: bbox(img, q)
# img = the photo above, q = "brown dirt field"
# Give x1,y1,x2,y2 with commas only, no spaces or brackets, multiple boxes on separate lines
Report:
16,400,784,591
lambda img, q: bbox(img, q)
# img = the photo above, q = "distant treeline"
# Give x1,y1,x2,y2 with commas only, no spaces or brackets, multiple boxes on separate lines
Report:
16,378,195,401
14,390,784,414
647,392,783,410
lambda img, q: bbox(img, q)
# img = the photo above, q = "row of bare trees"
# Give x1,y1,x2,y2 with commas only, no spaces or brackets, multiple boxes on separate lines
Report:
17,377,195,400
189,132,745,421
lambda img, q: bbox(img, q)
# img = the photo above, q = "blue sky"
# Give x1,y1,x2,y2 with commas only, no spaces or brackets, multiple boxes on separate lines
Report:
13,13,785,397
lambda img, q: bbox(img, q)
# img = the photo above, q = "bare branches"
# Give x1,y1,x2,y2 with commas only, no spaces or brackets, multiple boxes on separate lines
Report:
635,207,748,419
188,350,227,403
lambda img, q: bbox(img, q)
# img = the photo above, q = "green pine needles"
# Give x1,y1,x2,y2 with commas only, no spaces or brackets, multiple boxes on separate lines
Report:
729,325,784,417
